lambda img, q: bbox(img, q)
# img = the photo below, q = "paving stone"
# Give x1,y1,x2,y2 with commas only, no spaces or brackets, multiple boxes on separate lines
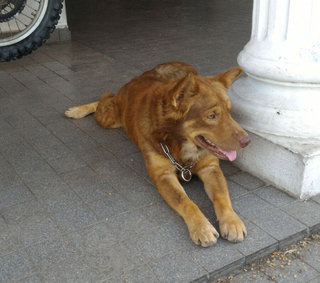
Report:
0,229,20,256
42,61,69,72
0,185,34,210
24,174,70,198
39,189,83,214
118,181,161,207
299,241,320,272
127,226,182,262
17,274,43,283
156,219,194,249
88,191,133,220
4,110,43,129
68,223,121,268
233,194,307,243
312,194,320,205
184,177,213,208
46,119,90,145
228,172,265,190
8,215,61,246
224,270,272,283
120,264,158,283
25,236,79,271
254,185,296,207
60,166,115,203
234,220,278,263
0,217,6,231
10,70,39,84
90,157,132,181
51,204,98,233
40,256,104,282
281,200,320,233
106,208,156,241
21,128,73,162
200,205,218,228
0,117,14,133
30,108,64,126
149,250,207,283
121,151,149,178
232,193,274,220
95,242,144,275
69,222,116,247
141,201,181,227
268,258,319,283
103,138,140,157
188,240,245,276
220,160,241,176
25,64,57,79
227,179,249,200
0,77,28,93
0,157,24,190
0,250,35,282
308,275,320,283
76,145,116,165
47,152,87,174
71,180,115,204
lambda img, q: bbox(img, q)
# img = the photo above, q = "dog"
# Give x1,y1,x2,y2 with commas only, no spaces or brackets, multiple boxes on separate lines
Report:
65,62,250,247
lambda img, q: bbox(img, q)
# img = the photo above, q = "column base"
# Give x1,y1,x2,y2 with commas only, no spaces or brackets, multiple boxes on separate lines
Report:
234,132,320,199
46,27,71,44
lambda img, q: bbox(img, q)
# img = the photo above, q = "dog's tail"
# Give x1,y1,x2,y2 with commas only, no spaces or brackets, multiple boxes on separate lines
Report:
65,92,121,129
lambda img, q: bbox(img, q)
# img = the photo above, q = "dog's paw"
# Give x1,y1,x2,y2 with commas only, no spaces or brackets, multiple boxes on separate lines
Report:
219,212,247,243
65,106,85,119
189,219,219,247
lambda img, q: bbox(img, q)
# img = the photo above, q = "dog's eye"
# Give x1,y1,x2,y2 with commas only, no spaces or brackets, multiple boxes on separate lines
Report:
207,113,216,120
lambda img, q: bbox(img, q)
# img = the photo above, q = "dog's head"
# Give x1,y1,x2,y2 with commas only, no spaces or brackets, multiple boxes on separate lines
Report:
168,67,250,161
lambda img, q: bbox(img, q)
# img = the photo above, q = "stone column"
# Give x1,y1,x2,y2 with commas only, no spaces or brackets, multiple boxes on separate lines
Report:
229,0,320,199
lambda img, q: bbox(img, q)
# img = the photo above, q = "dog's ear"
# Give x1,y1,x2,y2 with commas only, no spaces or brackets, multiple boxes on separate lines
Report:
207,67,242,88
170,73,198,110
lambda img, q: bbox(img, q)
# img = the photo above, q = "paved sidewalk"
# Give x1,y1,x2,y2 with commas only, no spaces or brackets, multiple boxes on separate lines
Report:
214,233,320,283
1,0,320,282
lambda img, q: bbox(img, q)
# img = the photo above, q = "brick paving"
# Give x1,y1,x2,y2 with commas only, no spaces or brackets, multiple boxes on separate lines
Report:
1,0,320,282
214,233,320,283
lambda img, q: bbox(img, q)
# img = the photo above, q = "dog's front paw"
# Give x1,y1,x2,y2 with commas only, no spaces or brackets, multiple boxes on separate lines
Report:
219,212,247,243
189,218,219,247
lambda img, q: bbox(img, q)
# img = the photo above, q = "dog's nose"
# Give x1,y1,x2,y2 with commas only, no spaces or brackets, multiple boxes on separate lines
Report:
239,135,250,148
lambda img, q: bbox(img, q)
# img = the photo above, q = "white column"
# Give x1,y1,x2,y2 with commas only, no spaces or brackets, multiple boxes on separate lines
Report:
56,0,68,29
229,0,320,199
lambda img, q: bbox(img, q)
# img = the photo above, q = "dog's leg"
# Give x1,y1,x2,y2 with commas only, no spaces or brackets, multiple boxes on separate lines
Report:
195,156,246,243
94,92,121,128
65,101,99,119
144,151,219,247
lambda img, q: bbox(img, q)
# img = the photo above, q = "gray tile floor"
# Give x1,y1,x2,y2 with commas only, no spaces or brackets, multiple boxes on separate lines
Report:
1,0,320,282
214,233,320,283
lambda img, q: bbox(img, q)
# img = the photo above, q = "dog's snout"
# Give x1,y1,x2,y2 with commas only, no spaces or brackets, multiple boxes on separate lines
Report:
239,135,250,148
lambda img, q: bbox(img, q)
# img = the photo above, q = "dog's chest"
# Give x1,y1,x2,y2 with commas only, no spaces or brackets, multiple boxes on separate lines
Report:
180,141,204,163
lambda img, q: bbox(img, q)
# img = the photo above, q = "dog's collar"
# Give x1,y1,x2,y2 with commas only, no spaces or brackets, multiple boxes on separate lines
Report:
160,143,193,182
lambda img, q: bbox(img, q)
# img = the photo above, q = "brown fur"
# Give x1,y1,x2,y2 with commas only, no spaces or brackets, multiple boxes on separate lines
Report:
65,62,250,247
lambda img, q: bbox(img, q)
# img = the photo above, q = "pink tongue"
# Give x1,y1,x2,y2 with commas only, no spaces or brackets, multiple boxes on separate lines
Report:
217,147,237,161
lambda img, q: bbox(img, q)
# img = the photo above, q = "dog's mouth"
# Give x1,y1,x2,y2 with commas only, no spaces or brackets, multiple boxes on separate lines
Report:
196,135,237,161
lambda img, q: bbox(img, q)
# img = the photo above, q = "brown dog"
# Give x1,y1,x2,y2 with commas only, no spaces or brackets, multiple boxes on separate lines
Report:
65,62,250,247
